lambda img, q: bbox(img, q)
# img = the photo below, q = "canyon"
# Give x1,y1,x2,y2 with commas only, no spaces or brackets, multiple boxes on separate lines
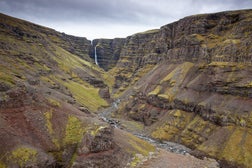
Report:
0,9,252,167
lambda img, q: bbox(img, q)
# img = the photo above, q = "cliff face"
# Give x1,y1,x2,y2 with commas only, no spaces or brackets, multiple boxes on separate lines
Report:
105,10,252,167
106,10,252,97
91,38,126,71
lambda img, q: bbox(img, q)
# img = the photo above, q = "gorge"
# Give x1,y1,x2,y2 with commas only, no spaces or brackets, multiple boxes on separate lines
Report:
0,9,252,168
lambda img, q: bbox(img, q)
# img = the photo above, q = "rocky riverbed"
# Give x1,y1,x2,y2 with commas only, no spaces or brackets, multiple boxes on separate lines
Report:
99,108,219,168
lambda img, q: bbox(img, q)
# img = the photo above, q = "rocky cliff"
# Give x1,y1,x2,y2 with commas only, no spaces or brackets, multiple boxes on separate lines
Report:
106,9,252,167
91,38,126,71
104,10,252,97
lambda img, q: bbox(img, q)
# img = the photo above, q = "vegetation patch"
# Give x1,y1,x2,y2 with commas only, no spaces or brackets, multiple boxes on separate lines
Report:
130,154,141,167
44,110,60,148
135,29,159,35
63,80,108,112
63,115,85,145
8,146,37,167
148,85,161,96
47,97,61,107
0,162,6,168
127,132,155,156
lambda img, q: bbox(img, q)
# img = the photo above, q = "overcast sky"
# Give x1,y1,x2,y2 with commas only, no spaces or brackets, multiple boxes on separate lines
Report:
0,0,252,40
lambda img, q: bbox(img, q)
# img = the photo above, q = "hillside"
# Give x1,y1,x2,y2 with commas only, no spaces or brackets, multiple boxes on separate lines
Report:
0,13,158,168
94,9,252,167
0,9,252,168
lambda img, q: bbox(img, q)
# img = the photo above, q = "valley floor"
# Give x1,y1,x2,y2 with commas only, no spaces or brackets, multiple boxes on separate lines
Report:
139,149,219,168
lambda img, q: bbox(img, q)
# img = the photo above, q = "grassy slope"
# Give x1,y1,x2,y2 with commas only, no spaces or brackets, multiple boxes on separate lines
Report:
0,13,109,112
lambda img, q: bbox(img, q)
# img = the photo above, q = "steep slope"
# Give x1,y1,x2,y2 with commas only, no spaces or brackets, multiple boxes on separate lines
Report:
106,10,252,167
0,13,156,168
101,9,252,98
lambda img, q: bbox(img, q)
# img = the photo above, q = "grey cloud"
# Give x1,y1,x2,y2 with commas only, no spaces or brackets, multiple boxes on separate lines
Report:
1,0,252,24
0,0,251,39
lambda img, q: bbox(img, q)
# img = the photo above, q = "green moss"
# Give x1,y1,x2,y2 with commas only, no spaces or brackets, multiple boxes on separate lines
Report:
135,29,159,35
246,81,252,88
151,110,212,145
91,126,106,136
47,97,61,107
223,39,241,44
157,94,174,102
40,76,56,85
191,34,205,42
44,110,60,148
69,153,77,167
0,162,6,168
161,62,194,86
44,111,54,135
9,146,37,167
63,115,85,145
121,120,144,133
173,110,182,117
127,132,155,156
148,85,161,96
63,80,108,112
220,127,252,166
198,127,252,167
53,45,100,73
151,124,176,140
0,71,16,87
130,154,141,167
102,72,115,92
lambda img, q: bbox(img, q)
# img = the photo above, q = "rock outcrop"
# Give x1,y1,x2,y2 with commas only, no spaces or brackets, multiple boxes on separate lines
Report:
104,10,252,97
91,38,126,71
109,10,252,168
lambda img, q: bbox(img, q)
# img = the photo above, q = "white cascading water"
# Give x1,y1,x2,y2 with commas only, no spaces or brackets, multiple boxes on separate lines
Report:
94,45,99,66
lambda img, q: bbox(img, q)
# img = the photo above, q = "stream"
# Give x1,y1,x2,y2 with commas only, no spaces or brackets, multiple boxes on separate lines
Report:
99,99,191,155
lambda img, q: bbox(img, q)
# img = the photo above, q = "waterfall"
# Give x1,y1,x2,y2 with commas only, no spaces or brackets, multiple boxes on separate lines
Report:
94,45,99,66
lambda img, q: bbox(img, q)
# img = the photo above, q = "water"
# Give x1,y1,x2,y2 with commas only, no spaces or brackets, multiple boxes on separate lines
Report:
99,100,191,155
134,134,191,155
94,45,99,66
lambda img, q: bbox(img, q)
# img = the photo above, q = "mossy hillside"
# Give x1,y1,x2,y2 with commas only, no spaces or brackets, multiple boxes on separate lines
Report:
62,80,108,112
44,110,60,148
160,62,194,86
113,130,155,167
47,97,61,107
109,60,155,98
8,146,37,167
0,69,16,88
63,115,86,145
125,132,155,167
127,132,155,156
198,126,252,168
1,13,110,113
120,120,144,133
151,110,195,141
148,62,194,102
52,45,101,74
102,72,115,93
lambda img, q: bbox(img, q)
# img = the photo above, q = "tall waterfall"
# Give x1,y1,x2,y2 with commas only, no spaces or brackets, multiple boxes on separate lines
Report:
94,45,99,66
